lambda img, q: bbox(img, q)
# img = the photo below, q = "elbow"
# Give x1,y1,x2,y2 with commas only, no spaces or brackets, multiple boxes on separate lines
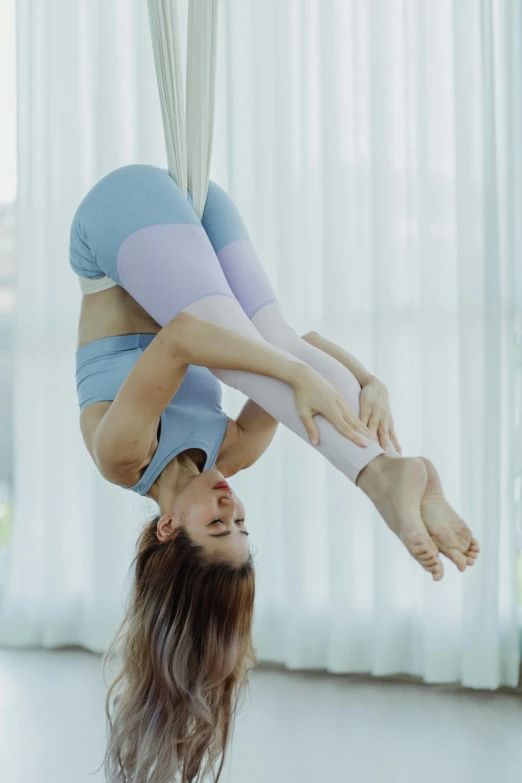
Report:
167,311,192,331
161,311,193,361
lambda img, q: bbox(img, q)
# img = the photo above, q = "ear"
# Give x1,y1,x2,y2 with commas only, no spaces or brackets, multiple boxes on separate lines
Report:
156,511,182,542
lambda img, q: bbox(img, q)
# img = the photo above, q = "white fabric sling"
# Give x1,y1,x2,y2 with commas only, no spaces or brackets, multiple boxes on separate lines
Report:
148,0,218,219
79,0,218,295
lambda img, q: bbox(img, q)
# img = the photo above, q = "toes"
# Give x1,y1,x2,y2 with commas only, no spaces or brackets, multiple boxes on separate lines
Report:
414,546,444,578
399,527,444,580
446,549,468,572
431,525,471,555
422,555,443,579
464,538,480,565
432,524,480,570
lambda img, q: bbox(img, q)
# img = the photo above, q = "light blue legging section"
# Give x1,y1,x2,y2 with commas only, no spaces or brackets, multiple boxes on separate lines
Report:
70,165,390,483
199,181,396,480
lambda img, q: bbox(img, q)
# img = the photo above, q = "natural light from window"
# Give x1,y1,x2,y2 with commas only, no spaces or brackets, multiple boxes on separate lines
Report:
0,0,15,575
0,0,16,204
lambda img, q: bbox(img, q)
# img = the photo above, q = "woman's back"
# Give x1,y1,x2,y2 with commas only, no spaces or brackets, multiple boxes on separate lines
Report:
71,165,238,497
76,282,161,350
76,286,162,477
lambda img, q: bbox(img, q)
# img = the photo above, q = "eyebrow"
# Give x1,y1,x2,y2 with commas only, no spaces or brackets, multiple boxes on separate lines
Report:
208,531,249,538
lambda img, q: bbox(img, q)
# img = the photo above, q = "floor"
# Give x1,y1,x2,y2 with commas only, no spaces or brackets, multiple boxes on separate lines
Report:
0,648,521,783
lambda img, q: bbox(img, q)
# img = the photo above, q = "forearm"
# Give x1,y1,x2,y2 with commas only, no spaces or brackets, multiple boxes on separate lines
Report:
164,312,304,386
302,331,375,387
162,303,385,485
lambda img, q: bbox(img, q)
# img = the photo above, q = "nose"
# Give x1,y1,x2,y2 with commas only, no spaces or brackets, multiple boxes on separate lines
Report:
218,492,241,517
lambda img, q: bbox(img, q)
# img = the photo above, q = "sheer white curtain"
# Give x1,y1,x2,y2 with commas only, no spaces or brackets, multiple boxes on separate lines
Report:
1,0,520,690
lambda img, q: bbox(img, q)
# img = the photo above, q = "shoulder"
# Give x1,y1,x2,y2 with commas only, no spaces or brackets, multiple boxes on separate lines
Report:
80,402,110,465
80,402,155,488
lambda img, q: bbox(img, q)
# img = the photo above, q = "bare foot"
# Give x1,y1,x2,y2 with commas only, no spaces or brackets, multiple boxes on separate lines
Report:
418,457,480,572
357,456,445,581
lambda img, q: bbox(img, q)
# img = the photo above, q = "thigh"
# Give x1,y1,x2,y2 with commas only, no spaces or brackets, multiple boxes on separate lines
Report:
71,164,200,283
201,181,279,319
71,165,239,327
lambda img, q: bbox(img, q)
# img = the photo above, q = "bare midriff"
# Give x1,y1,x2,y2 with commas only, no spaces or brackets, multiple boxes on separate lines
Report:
76,285,162,350
76,286,235,491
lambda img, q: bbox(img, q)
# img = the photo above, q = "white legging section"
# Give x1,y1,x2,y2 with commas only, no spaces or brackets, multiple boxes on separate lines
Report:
182,296,395,485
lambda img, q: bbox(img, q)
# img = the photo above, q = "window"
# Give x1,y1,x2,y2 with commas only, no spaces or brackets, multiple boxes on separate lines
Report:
0,0,16,582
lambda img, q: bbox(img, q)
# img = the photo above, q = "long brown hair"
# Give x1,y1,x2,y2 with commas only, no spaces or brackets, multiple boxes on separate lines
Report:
96,513,257,782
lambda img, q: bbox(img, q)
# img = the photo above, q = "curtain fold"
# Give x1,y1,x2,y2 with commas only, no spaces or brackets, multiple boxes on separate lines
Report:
1,0,520,690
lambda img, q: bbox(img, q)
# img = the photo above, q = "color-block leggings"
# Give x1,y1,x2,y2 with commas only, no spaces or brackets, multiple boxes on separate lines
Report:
70,164,394,483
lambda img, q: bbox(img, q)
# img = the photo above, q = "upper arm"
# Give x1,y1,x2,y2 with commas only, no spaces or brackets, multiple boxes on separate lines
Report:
214,418,248,478
232,399,279,471
215,402,279,478
94,326,189,474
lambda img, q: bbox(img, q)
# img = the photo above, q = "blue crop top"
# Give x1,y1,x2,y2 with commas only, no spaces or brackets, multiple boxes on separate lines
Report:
75,333,229,495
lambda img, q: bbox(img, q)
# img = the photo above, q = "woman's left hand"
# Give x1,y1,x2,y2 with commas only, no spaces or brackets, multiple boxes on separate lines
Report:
359,377,402,454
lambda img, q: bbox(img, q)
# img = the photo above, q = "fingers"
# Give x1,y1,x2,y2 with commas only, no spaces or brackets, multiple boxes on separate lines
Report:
376,426,391,451
333,395,377,443
339,413,381,448
300,409,374,449
306,413,367,449
360,403,377,435
359,406,370,427
376,425,402,454
343,425,368,447
359,400,386,442
367,415,379,438
301,395,384,449
360,396,403,455
300,413,320,445
389,425,402,454
366,417,403,456
343,418,377,446
340,406,378,443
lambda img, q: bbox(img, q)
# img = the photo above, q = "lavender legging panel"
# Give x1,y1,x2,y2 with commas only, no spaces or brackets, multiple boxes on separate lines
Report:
199,181,279,320
114,194,387,485
200,182,398,458
182,296,387,484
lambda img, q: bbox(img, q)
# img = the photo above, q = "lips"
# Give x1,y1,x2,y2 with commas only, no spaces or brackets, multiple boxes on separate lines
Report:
213,481,231,491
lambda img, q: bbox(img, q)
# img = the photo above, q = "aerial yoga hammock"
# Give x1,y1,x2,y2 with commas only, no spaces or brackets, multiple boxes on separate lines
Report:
71,2,480,781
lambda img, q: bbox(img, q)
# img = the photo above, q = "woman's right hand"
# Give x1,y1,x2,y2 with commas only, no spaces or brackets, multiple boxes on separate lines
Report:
290,364,380,447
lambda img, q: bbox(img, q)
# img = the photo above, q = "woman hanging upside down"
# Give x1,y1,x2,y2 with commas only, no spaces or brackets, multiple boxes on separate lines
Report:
71,163,480,783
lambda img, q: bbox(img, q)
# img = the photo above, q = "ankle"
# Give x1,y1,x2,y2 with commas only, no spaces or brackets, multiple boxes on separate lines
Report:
356,454,397,500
